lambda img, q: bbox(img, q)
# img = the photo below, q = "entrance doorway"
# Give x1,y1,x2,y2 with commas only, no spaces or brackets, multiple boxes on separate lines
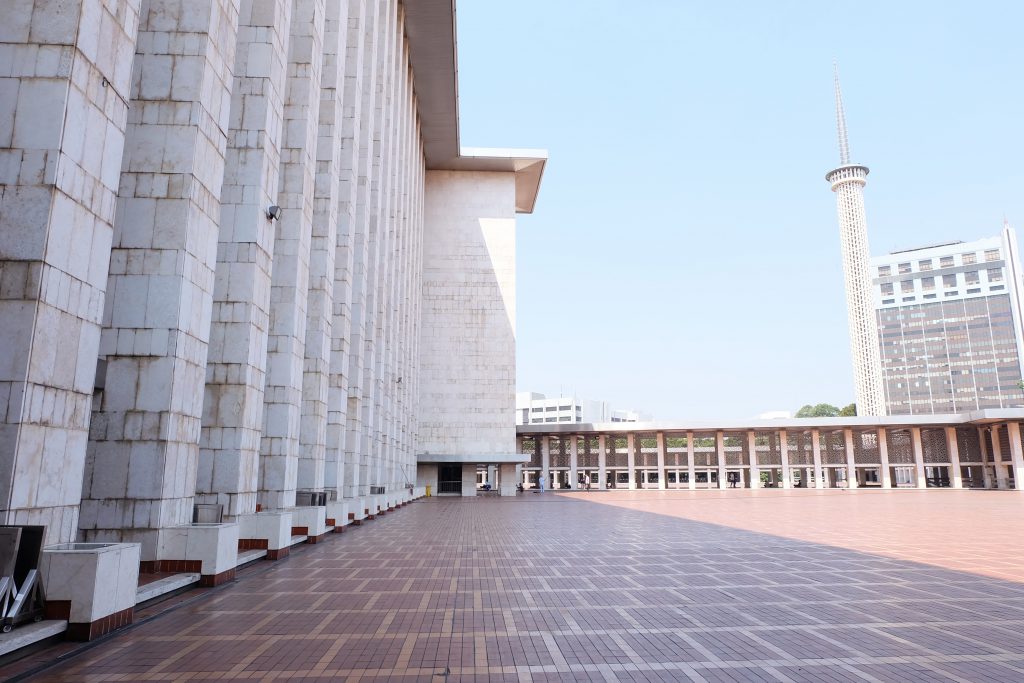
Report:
438,464,462,494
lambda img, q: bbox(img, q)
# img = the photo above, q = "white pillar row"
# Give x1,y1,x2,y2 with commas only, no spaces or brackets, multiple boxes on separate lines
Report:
810,429,823,489
540,436,550,490
1006,422,1024,490
877,428,892,488
334,0,373,501
686,431,696,490
80,0,241,559
911,427,927,489
656,432,667,490
779,430,791,489
842,428,858,489
0,0,142,544
627,433,637,489
716,431,727,490
749,431,761,488
259,0,327,510
299,0,351,500
569,435,578,489
597,435,607,490
945,427,963,489
196,0,293,520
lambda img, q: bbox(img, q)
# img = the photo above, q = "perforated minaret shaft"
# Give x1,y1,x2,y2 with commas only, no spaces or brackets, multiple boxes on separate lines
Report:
826,66,887,416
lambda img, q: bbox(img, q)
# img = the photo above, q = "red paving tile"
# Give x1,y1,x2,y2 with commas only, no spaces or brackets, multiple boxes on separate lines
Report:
16,491,1024,681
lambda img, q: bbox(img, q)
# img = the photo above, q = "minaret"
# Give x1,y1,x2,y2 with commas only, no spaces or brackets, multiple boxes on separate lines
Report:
826,64,886,416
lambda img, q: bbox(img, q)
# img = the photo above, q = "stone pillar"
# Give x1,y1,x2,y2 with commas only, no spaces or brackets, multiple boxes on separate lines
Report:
811,430,824,489
749,431,760,488
992,427,1009,489
877,428,892,488
979,426,994,488
259,0,327,510
0,0,141,544
301,0,352,504
498,463,516,496
656,432,667,490
569,435,578,489
911,427,927,489
627,433,636,489
197,0,293,520
80,0,241,560
716,431,727,490
945,426,963,489
597,435,607,490
686,431,696,490
842,428,858,489
779,430,791,489
540,436,550,491
1006,422,1024,490
487,465,496,489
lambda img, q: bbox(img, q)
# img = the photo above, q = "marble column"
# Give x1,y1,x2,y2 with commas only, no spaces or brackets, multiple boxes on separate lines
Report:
196,0,292,519
749,431,761,488
259,0,327,509
626,433,636,490
569,436,578,489
877,427,892,488
80,0,241,559
945,426,963,489
597,435,607,490
686,431,696,490
842,428,858,489
716,431,727,490
779,430,791,489
911,427,927,489
1006,422,1024,490
810,429,824,489
656,432,667,490
0,0,141,544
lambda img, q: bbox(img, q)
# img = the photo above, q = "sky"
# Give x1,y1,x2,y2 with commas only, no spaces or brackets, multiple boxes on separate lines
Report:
454,1,1024,420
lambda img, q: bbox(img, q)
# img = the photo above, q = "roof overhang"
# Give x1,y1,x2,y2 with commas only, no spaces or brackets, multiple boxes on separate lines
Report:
404,2,546,214
515,408,1024,435
417,453,530,465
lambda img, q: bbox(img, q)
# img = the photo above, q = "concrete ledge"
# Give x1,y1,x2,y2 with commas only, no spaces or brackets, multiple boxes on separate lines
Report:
290,506,328,539
0,620,68,657
135,573,200,604
237,511,293,554
326,501,349,530
158,523,239,584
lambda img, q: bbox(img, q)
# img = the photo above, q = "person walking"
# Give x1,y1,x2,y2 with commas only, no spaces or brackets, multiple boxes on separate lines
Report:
584,473,591,491
538,474,545,493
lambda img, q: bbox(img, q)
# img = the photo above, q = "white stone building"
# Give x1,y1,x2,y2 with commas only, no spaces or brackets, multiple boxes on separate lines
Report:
0,0,543,638
872,226,1024,414
515,392,650,427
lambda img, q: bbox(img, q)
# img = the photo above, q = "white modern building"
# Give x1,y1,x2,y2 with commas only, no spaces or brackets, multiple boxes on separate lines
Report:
872,226,1024,414
515,392,649,426
0,0,542,640
827,66,887,416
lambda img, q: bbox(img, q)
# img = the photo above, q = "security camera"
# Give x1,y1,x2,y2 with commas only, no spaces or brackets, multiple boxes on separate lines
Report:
266,205,282,220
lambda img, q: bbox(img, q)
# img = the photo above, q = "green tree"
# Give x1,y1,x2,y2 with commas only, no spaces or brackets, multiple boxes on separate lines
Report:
794,403,840,418
838,403,857,416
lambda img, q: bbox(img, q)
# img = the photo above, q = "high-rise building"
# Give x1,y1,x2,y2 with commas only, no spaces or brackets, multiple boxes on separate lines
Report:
826,66,887,416
872,226,1024,414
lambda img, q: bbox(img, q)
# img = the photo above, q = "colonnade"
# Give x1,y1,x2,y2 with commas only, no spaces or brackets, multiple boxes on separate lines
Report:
519,419,1024,491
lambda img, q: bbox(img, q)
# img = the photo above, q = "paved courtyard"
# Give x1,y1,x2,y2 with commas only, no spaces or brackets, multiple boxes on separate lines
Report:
21,491,1024,681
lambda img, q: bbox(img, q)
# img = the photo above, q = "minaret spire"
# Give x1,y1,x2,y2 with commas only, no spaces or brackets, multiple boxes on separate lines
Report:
834,61,851,165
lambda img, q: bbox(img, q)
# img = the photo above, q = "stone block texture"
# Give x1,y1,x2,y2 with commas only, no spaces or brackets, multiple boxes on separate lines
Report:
1,0,525,559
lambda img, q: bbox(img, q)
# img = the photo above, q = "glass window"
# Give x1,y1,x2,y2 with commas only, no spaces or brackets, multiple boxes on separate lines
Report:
902,296,915,302
962,252,977,265
882,298,895,305
988,267,1004,282
943,274,957,288
878,265,892,277
965,270,980,285
921,277,935,290
918,259,932,271
898,262,911,274
940,256,954,268
881,283,894,296
901,280,914,293
985,249,1000,262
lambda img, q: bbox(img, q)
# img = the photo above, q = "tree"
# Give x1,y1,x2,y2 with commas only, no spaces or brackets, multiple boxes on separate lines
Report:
794,403,840,418
838,403,857,416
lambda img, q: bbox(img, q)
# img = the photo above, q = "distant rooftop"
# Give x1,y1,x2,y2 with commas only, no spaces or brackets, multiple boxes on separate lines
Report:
888,240,964,256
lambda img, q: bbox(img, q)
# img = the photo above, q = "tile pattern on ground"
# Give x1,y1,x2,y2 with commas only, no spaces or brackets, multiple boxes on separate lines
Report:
26,492,1024,682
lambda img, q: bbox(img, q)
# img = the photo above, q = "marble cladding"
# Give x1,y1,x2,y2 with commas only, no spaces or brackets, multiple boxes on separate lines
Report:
1,0,514,561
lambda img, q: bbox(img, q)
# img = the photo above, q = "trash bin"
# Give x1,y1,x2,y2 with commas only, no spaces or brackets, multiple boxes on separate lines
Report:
426,485,432,497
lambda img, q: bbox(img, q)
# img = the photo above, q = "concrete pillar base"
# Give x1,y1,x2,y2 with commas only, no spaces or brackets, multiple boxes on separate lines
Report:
326,501,349,530
40,542,140,641
290,506,328,541
237,512,293,559
157,523,240,586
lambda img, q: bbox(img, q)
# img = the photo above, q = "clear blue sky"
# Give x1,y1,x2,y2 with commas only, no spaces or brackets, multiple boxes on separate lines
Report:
455,0,1024,420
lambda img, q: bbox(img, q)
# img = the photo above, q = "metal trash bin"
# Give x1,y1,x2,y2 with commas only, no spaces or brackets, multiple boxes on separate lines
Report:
0,525,46,632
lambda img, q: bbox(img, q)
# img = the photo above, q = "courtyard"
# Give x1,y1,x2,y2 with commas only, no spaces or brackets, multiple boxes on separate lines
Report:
15,490,1024,681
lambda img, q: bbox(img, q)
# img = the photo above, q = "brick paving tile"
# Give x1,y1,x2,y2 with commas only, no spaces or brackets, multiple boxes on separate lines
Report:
22,491,1024,682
